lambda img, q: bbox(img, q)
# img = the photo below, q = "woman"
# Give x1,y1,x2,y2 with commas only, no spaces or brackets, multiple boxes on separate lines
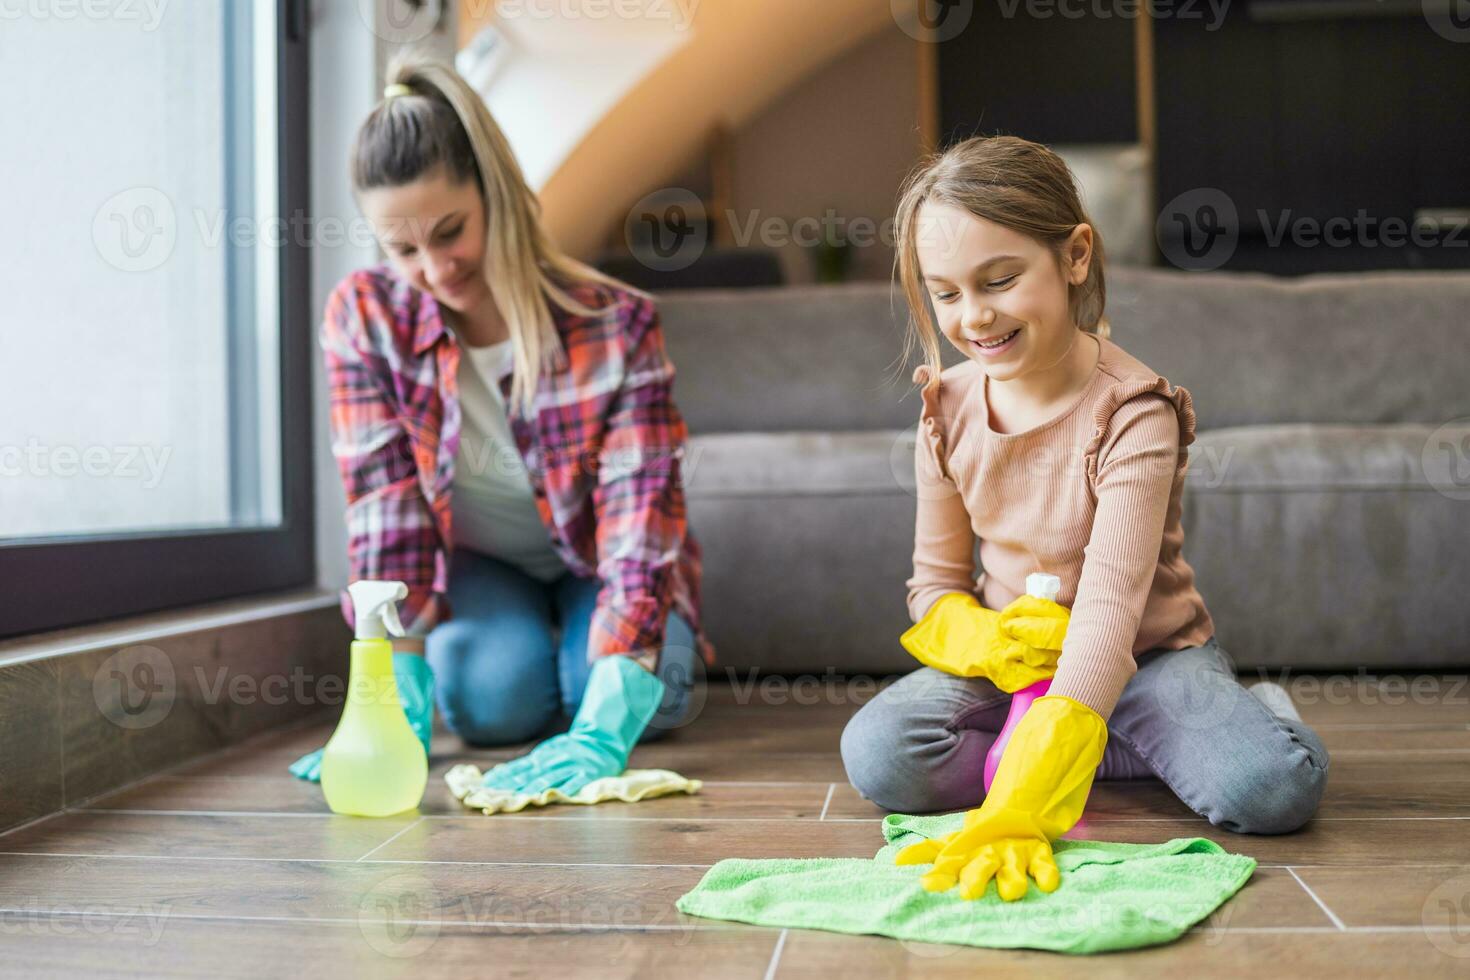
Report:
290,55,712,798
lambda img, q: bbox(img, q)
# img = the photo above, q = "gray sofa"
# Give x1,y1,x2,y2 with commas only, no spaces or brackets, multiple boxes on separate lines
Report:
658,268,1470,675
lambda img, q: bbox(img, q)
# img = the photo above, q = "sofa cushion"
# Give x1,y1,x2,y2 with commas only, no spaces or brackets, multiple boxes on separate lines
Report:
1188,423,1465,491
680,423,1470,674
685,430,913,498
683,430,920,675
1183,423,1470,671
658,270,1470,438
1104,268,1470,429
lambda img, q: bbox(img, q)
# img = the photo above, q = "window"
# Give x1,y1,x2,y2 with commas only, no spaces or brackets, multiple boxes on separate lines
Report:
0,0,313,637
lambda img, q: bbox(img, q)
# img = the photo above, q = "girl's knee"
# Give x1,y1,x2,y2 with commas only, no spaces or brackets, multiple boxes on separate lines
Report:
1203,745,1329,835
840,705,942,814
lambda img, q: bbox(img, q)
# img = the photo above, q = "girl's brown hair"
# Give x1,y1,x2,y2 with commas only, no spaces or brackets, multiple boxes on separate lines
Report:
352,53,643,414
892,135,1110,385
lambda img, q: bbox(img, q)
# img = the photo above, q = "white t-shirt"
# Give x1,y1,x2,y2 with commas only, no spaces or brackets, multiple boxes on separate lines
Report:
450,337,567,582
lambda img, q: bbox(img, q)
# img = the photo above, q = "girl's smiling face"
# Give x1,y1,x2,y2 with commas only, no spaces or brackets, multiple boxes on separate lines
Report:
360,167,489,313
915,201,1092,384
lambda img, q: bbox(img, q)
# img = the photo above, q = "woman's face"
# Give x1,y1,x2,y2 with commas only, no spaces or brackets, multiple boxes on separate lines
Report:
914,201,1091,384
360,168,489,313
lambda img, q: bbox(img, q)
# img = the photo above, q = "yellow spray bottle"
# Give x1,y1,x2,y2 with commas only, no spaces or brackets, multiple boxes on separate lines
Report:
320,580,428,816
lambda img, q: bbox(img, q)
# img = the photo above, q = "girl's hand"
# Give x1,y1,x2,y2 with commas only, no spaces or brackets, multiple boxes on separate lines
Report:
900,593,1069,692
897,829,1060,901
997,594,1071,654
893,695,1107,902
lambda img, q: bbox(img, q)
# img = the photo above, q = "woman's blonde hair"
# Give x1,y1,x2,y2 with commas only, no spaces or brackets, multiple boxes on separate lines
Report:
352,54,642,415
892,135,1110,386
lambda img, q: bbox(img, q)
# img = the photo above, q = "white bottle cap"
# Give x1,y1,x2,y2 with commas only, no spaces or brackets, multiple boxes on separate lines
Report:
348,580,409,639
1026,572,1062,602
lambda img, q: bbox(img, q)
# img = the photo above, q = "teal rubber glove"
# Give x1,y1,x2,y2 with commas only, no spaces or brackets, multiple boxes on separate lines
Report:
480,655,664,797
288,652,435,783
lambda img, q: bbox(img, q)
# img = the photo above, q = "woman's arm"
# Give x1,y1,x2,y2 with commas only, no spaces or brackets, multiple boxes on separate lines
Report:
587,295,690,665
1046,393,1183,720
321,281,447,639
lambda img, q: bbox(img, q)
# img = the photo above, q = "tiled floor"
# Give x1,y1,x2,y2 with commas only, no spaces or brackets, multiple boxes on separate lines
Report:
3,677,1470,977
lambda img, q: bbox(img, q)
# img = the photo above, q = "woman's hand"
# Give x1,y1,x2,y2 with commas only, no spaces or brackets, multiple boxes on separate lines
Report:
479,655,664,798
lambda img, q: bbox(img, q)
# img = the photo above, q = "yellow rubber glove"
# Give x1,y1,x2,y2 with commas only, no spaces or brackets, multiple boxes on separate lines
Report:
900,593,1071,693
894,695,1107,901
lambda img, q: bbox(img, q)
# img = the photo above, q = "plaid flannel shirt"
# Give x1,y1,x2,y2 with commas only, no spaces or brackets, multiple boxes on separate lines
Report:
322,264,712,666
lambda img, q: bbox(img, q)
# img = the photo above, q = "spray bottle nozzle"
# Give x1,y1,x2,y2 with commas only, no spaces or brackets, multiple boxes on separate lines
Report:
347,580,409,640
1026,572,1062,602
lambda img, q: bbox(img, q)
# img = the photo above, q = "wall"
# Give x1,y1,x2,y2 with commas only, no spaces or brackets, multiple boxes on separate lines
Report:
727,27,922,284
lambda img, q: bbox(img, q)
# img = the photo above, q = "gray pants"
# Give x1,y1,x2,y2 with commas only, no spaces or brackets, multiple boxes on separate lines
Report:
840,636,1330,835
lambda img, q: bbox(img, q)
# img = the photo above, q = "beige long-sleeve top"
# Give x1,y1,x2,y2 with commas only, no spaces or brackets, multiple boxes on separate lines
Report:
907,333,1215,720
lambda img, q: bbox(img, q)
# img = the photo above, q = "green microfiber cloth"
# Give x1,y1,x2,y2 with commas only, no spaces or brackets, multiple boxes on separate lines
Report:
676,812,1256,955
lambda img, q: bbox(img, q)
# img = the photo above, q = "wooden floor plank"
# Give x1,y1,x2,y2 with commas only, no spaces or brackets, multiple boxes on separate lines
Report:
0,811,416,862
367,817,884,866
0,915,778,980
7,676,1470,975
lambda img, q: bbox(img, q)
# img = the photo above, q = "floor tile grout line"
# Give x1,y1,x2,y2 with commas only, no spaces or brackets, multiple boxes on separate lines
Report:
1311,719,1470,728
106,777,851,787
68,809,891,823
0,908,700,932
0,906,1462,936
0,850,1462,872
0,850,718,869
80,808,348,819
763,928,788,980
59,808,1470,824
1332,749,1470,756
818,784,835,821
355,816,424,862
1184,925,1467,935
1285,866,1348,931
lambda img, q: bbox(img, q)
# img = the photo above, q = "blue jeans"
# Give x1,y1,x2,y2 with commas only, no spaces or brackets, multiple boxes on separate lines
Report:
426,548,699,747
840,636,1330,835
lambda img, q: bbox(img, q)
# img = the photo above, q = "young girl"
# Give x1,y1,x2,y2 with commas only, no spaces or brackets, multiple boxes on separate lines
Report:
840,136,1329,901
290,56,711,798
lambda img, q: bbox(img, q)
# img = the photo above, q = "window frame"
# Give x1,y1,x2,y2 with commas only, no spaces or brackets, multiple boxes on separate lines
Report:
0,0,315,639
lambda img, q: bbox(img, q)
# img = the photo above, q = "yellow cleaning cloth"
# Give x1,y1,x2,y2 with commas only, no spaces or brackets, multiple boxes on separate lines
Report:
445,764,702,815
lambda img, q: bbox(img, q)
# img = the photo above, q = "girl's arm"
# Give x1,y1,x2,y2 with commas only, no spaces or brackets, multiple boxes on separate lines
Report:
1046,393,1184,720
906,380,979,623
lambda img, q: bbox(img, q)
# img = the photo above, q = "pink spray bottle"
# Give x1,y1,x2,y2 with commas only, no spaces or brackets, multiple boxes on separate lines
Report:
983,572,1063,794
